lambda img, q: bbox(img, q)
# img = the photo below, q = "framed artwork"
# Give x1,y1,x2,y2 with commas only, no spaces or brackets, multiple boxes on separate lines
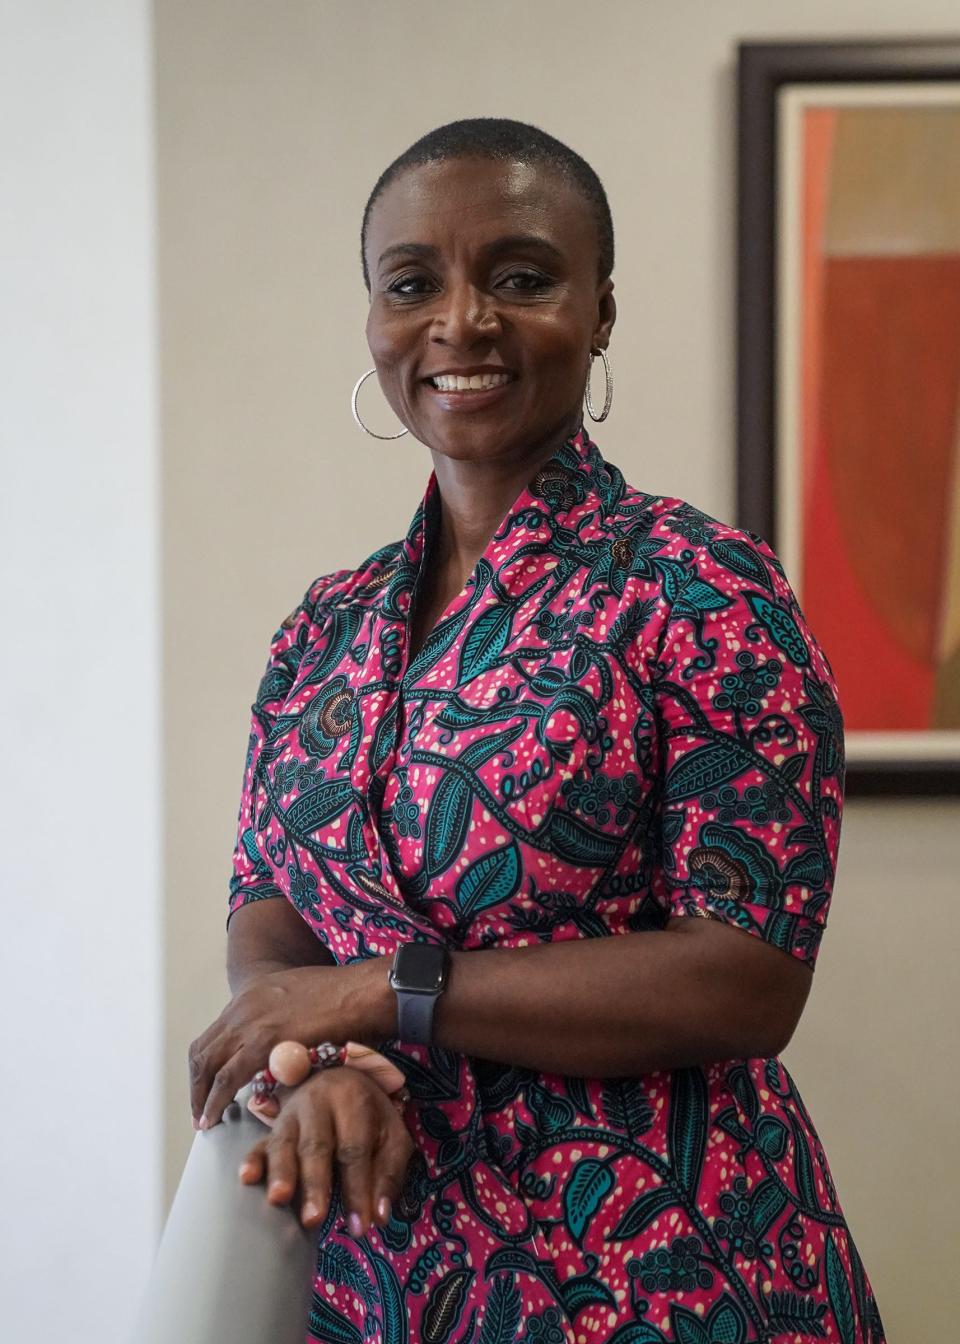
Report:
738,39,960,795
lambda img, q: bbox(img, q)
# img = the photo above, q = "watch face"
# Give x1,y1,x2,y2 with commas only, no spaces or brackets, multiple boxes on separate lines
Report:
392,943,448,993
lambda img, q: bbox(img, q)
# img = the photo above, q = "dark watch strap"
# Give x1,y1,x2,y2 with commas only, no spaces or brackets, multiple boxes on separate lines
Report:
395,990,438,1047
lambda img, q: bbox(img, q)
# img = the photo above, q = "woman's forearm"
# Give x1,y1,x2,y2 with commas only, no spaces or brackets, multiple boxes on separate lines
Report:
227,897,335,996
420,922,811,1076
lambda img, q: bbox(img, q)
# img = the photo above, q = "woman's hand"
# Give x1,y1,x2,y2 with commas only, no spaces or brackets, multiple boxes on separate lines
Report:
239,1066,415,1236
188,960,394,1130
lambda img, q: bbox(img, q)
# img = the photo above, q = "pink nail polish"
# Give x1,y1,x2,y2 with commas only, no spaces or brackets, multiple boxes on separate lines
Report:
302,1201,319,1223
197,1116,208,1131
377,1197,391,1223
347,1211,364,1238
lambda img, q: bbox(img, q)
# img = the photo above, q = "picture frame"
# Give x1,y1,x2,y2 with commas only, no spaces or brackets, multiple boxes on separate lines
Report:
737,39,960,795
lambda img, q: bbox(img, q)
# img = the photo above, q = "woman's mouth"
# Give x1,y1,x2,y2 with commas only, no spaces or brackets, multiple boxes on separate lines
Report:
428,372,513,391
423,369,517,411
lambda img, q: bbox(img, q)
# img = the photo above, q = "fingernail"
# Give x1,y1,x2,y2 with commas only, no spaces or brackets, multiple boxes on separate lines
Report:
239,1161,255,1179
302,1200,319,1223
377,1197,391,1223
197,1116,208,1131
347,1211,364,1238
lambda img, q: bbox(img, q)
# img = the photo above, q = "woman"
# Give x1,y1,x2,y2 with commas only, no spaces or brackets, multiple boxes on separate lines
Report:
189,119,884,1343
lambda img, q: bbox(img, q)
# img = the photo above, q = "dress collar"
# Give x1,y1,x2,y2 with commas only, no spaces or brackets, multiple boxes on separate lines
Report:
382,426,609,621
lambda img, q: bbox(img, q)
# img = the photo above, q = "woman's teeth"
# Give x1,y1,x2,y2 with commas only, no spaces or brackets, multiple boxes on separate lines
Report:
430,372,511,391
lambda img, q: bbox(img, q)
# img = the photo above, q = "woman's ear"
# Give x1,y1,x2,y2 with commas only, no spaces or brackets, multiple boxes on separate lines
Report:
593,279,616,352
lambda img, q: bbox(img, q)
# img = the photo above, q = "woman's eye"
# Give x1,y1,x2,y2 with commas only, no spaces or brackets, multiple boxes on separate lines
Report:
499,270,551,291
386,274,437,297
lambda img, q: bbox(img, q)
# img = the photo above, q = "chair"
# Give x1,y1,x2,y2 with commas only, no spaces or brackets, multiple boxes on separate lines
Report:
132,1093,316,1343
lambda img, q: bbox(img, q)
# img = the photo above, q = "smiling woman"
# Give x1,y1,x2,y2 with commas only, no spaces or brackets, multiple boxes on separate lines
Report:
190,119,885,1343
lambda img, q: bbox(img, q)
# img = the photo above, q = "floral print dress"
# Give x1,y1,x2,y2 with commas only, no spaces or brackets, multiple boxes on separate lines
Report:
228,429,884,1343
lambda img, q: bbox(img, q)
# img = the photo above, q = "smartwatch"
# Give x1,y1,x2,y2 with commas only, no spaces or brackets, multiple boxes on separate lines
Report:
388,943,450,1046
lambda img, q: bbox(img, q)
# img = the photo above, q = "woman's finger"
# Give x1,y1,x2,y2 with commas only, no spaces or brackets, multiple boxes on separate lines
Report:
371,1110,415,1227
265,1125,300,1206
188,1029,220,1124
332,1091,380,1237
188,1022,243,1125
238,1138,268,1185
296,1104,336,1228
198,1046,252,1130
247,1091,280,1127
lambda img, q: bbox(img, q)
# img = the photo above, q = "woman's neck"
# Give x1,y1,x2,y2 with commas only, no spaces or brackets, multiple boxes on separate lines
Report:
428,419,582,589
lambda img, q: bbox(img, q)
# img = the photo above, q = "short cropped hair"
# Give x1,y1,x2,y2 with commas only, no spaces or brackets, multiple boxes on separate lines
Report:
361,117,614,289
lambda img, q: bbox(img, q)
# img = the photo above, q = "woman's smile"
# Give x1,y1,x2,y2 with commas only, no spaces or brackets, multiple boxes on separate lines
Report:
422,364,518,411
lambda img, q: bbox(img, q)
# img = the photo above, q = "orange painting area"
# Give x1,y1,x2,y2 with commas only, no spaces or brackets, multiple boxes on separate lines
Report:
797,104,960,734
803,256,960,730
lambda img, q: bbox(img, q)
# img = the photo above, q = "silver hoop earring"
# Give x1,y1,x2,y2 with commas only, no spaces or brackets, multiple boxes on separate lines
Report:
351,368,409,440
584,349,613,423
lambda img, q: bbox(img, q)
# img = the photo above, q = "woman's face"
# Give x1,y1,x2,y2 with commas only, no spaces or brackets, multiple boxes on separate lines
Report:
363,156,615,465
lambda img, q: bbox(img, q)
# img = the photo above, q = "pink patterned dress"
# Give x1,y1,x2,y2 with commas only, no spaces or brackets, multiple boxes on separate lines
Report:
228,429,883,1343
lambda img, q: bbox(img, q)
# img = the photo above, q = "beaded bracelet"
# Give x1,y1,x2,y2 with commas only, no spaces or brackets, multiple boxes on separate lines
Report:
249,1040,409,1126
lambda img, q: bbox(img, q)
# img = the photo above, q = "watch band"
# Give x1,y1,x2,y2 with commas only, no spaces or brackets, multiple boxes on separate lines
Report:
395,989,438,1047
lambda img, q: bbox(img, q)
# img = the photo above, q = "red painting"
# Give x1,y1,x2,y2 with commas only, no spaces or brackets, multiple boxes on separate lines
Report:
789,102,960,738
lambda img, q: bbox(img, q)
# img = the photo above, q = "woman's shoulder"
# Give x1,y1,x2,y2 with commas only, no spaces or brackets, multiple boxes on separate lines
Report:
654,495,785,572
605,475,791,593
266,538,405,646
300,538,406,615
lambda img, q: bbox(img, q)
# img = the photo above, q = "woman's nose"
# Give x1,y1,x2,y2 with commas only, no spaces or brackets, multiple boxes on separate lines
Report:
431,281,501,347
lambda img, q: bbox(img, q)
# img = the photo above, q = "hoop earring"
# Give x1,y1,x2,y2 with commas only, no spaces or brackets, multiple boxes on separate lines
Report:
351,369,409,440
583,349,613,423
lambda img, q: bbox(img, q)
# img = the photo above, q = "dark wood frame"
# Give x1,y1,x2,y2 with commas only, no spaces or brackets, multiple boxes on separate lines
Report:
737,38,960,796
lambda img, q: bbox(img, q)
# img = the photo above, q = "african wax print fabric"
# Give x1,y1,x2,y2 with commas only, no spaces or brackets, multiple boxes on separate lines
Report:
228,430,884,1343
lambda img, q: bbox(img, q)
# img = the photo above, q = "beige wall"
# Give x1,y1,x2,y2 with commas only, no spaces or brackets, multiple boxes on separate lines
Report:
156,1,960,1336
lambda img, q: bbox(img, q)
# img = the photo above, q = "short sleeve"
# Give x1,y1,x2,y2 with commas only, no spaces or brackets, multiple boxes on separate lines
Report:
226,592,319,925
650,532,844,968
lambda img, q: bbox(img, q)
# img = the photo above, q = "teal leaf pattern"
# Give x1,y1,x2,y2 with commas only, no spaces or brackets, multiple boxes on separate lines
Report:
673,577,732,616
767,1290,828,1337
789,1109,821,1213
668,1068,709,1197
708,537,774,591
748,1178,788,1236
745,591,810,666
455,844,521,919
544,810,622,865
601,1078,654,1139
478,1275,523,1344
283,780,355,836
308,1294,365,1344
666,742,754,799
670,1298,746,1344
558,1260,617,1317
371,1252,408,1344
607,1185,677,1241
563,1158,615,1244
425,772,472,876
315,1243,376,1303
754,1117,789,1160
826,1233,857,1344
458,604,513,681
